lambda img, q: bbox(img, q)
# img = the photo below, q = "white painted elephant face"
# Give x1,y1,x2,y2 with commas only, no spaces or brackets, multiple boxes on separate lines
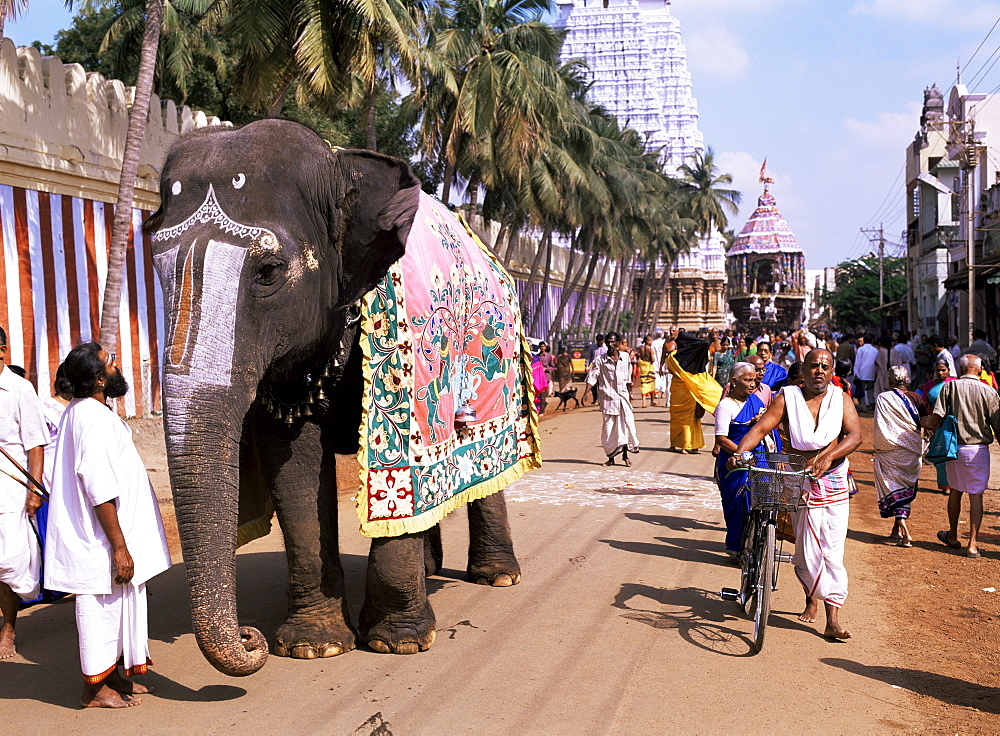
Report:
143,120,421,440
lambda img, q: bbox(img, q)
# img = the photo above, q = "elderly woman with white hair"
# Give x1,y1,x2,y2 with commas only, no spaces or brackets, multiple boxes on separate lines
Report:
873,365,927,546
714,362,781,558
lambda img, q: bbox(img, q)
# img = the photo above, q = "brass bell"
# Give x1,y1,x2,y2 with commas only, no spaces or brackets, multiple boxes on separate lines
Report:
302,404,312,416
284,413,294,426
316,387,326,401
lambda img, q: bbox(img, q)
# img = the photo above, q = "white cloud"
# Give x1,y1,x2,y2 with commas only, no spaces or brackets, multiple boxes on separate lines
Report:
841,102,922,149
851,0,1000,29
685,25,749,79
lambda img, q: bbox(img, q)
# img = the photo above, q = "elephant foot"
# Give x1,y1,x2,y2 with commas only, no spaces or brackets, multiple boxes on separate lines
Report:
360,601,436,655
274,619,356,660
467,556,522,587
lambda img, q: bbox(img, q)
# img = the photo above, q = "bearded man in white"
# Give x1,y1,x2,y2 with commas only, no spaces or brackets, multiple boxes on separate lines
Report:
45,343,171,708
731,349,861,641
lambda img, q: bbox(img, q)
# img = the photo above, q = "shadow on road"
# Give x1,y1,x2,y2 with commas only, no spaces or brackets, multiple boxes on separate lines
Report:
821,658,1000,714
600,535,730,568
612,582,753,657
624,512,721,534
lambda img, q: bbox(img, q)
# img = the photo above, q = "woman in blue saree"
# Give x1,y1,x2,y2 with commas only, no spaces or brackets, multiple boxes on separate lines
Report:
919,359,956,492
714,362,781,557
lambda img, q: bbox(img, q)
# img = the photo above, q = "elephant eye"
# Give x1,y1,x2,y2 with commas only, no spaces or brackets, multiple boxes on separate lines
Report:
255,255,286,286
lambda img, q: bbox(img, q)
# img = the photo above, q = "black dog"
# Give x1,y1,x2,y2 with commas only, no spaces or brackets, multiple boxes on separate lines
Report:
553,387,579,411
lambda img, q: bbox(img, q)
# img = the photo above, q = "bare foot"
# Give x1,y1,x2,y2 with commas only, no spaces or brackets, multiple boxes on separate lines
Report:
623,457,632,467
0,629,15,659
824,625,852,640
798,598,818,623
604,458,616,466
106,669,154,695
82,684,141,708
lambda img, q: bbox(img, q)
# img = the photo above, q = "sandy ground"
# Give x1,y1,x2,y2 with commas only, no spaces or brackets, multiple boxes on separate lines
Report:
9,395,996,734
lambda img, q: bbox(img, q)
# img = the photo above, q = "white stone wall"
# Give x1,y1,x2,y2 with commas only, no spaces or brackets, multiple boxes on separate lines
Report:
0,37,229,210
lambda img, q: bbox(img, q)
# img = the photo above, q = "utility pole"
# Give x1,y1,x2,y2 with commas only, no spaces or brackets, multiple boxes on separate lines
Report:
860,225,886,306
950,107,980,346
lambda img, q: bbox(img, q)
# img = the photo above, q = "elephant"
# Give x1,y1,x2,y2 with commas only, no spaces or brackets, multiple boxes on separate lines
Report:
144,118,528,677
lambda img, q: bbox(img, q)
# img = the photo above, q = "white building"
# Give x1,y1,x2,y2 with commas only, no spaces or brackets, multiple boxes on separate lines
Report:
556,0,726,328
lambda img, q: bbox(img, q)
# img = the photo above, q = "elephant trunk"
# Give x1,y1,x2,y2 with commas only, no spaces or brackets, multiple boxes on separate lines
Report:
164,385,268,677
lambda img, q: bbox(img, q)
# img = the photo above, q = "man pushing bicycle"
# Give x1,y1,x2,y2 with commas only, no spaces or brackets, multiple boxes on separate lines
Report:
729,349,862,641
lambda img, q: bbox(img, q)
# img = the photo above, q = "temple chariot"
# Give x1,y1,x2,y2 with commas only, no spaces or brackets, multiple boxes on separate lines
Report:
726,174,806,329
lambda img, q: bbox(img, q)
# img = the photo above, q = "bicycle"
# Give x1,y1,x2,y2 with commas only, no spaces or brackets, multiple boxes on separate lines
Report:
720,451,808,653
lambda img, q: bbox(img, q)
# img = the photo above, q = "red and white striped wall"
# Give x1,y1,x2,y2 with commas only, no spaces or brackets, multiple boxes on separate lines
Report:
0,183,164,417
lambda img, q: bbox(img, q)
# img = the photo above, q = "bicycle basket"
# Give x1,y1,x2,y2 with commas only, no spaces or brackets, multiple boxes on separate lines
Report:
747,453,808,510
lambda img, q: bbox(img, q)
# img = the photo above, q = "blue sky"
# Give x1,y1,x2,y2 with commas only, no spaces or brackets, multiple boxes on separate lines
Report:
670,0,1000,269
7,1,1000,270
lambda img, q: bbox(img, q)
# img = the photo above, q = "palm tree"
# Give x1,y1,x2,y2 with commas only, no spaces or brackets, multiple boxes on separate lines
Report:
99,0,165,354
223,0,418,118
410,0,566,204
98,0,226,104
0,0,29,39
678,146,741,238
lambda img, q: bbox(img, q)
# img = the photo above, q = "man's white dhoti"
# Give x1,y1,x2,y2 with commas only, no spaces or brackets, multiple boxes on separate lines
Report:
602,412,639,457
45,397,171,683
77,582,151,682
587,352,640,458
793,461,851,608
0,510,39,600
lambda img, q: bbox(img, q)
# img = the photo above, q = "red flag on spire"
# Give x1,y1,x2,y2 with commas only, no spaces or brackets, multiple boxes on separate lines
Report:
759,158,773,184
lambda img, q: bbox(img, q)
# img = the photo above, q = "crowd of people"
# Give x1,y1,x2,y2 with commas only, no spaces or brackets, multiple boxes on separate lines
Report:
560,322,1000,639
0,330,170,708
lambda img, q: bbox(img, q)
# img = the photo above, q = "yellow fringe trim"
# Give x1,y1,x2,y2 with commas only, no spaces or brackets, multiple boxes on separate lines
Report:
355,202,542,539
235,498,274,548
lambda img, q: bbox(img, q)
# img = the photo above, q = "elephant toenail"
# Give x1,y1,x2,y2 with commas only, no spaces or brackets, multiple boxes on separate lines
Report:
491,574,514,587
395,641,419,655
319,644,344,658
368,639,392,654
291,645,317,659
475,576,490,585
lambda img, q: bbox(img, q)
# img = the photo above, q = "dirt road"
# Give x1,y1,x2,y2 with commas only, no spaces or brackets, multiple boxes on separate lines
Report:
4,403,998,734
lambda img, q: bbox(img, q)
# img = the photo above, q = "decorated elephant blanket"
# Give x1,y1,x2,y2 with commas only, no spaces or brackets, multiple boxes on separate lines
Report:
356,193,541,537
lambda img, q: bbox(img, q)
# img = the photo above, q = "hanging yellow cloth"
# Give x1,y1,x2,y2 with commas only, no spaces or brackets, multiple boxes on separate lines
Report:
665,352,723,451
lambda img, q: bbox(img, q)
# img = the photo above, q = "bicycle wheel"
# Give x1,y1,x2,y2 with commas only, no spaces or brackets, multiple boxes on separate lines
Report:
752,522,776,653
739,512,761,614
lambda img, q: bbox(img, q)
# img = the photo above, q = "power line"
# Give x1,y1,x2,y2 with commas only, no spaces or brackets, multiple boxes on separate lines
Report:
963,15,1000,77
863,164,905,229
968,43,1000,90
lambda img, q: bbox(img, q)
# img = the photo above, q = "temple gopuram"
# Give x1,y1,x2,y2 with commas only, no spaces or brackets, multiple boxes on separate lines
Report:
726,175,806,328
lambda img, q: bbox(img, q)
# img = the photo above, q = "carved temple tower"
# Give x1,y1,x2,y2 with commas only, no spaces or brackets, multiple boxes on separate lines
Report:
726,179,806,328
556,0,726,328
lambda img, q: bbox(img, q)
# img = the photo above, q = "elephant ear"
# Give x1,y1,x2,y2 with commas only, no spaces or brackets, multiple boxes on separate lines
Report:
330,149,422,306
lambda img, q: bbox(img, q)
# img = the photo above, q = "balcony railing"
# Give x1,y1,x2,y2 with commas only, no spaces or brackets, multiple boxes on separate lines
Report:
920,226,957,254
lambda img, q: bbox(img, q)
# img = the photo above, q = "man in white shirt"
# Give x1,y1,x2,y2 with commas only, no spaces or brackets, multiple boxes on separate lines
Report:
853,334,879,410
0,327,48,660
651,329,667,400
929,335,957,377
889,333,915,381
45,343,171,708
586,331,639,466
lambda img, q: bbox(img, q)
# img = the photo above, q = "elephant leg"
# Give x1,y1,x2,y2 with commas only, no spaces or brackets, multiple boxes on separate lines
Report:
424,524,443,577
262,420,356,659
360,533,436,654
467,490,521,587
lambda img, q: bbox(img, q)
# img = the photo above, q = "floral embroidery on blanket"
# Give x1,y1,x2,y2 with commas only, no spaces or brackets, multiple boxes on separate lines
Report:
356,193,541,537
